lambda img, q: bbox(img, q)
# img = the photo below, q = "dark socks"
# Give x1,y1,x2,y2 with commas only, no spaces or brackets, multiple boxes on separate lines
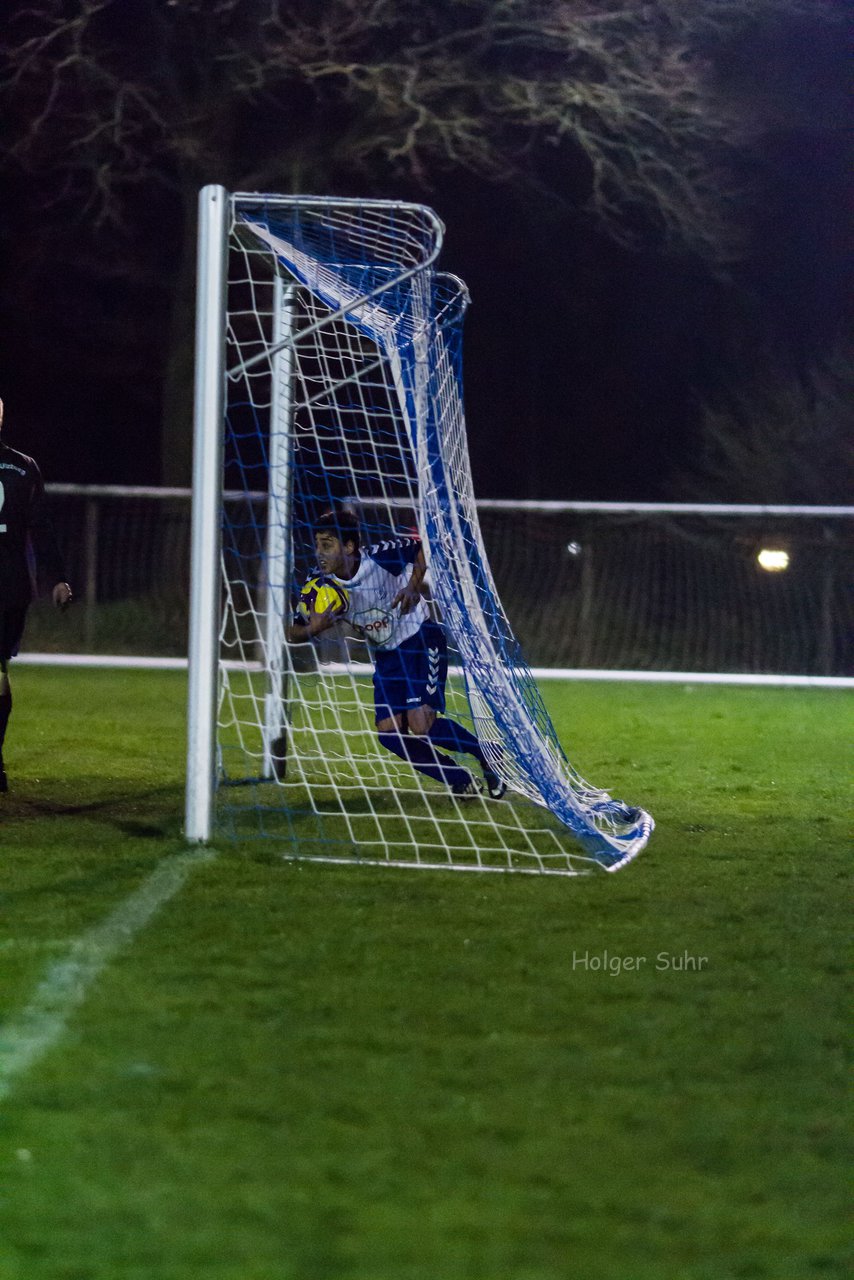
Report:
0,686,11,760
378,731,470,788
427,717,484,764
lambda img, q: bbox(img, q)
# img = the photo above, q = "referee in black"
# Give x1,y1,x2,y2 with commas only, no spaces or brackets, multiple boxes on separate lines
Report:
0,397,72,792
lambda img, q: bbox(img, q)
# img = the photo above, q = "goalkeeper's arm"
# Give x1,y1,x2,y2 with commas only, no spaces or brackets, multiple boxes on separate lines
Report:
391,547,428,616
286,603,340,645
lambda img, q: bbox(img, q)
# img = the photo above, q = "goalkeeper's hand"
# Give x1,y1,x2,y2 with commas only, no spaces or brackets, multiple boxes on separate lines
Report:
392,550,427,616
52,582,73,611
392,583,421,616
287,601,339,644
308,600,342,634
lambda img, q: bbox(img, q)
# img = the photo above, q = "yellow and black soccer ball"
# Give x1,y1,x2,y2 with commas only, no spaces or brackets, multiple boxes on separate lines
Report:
296,575,350,622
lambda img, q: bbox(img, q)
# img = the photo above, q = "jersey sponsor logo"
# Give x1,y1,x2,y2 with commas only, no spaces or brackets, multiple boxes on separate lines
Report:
351,607,395,647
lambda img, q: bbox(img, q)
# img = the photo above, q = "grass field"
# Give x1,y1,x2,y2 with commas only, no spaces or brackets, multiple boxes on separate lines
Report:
0,667,850,1280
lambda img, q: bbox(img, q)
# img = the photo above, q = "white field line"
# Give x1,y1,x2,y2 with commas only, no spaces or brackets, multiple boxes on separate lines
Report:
0,847,216,1104
15,652,854,688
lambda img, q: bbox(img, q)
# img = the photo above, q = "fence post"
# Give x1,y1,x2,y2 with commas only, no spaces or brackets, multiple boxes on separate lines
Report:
84,497,99,650
818,525,835,676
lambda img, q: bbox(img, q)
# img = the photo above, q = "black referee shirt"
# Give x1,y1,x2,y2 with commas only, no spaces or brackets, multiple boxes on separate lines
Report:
0,443,66,607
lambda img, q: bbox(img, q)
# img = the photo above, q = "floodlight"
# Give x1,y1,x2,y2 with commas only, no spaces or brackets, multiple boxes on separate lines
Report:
757,548,790,572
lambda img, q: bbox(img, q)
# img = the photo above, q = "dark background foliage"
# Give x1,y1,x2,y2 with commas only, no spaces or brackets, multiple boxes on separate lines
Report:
0,0,850,500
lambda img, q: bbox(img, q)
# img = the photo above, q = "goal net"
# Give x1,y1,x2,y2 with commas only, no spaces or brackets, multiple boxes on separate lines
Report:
187,187,654,874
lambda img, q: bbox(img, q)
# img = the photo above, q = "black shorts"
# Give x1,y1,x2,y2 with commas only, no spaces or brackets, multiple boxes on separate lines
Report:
0,604,29,663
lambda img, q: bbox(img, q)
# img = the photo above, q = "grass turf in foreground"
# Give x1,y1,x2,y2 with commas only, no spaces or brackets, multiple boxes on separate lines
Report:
0,668,850,1280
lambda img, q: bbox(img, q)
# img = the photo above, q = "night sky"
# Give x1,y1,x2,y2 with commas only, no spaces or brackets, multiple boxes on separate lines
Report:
0,4,850,502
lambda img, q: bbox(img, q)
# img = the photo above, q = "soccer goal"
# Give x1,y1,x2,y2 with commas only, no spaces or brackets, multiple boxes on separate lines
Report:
186,186,653,874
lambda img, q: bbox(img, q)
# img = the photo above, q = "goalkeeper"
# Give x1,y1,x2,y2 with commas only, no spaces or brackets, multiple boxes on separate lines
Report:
0,397,72,793
288,509,505,800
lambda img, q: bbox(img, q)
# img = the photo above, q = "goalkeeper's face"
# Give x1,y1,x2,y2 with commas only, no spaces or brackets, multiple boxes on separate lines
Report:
315,531,349,577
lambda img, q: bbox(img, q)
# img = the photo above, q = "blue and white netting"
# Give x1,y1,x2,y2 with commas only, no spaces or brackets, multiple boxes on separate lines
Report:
232,197,653,871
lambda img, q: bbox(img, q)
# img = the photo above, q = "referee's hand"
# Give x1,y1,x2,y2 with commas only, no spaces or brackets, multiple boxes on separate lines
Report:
52,582,73,611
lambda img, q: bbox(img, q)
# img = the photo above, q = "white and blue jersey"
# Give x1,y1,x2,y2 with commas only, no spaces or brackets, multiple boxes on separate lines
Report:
328,535,429,652
304,534,448,724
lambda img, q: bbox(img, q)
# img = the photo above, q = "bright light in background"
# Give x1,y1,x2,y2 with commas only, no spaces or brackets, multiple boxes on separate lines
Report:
757,548,790,572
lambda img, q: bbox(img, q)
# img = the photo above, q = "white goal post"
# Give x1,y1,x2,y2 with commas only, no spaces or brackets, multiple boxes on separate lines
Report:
185,185,654,874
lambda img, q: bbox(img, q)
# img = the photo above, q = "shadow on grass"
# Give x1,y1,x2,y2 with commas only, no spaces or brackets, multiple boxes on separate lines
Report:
1,782,185,837
0,843,184,906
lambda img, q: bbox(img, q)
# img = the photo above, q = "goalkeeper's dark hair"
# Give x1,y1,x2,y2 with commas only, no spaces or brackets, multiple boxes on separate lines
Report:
314,508,361,550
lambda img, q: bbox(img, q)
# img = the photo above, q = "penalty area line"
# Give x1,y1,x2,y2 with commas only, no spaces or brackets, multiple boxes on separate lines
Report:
0,845,216,1105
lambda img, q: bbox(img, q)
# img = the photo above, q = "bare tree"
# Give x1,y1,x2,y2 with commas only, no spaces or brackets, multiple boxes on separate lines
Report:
6,0,831,246
1,0,841,479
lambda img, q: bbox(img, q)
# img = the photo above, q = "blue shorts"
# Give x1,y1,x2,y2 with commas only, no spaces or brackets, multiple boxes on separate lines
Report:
373,620,448,724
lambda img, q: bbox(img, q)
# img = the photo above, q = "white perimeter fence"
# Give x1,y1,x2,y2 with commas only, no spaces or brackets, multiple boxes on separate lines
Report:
18,486,854,686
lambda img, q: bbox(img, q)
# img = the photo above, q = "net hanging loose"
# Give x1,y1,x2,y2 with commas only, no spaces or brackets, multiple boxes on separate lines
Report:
211,194,653,874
